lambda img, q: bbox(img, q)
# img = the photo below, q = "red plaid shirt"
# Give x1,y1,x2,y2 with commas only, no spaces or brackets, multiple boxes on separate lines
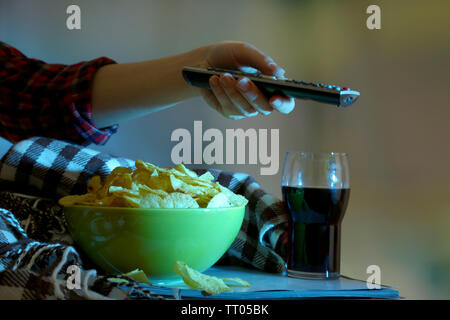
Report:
0,41,118,145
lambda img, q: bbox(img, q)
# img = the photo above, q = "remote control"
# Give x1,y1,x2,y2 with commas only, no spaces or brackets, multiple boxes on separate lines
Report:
182,66,360,107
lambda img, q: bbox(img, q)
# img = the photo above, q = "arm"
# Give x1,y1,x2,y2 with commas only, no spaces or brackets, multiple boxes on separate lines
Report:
0,41,294,145
91,41,295,128
0,41,117,145
90,45,208,128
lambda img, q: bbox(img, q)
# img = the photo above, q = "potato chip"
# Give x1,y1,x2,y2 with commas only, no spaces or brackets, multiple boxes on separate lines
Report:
221,278,251,288
123,269,152,285
98,195,116,207
59,193,97,206
135,159,153,172
174,181,213,198
216,184,248,207
198,171,214,182
140,193,163,208
173,261,249,295
131,170,150,185
59,160,248,209
87,175,102,193
161,192,199,209
193,192,219,208
111,173,132,189
59,195,83,206
111,167,133,175
107,277,129,284
108,185,139,197
146,175,173,192
175,163,198,178
169,174,183,191
206,192,231,208
110,195,140,208
174,261,231,294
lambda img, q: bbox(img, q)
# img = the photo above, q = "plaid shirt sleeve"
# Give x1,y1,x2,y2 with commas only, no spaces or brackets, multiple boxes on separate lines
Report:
0,41,118,146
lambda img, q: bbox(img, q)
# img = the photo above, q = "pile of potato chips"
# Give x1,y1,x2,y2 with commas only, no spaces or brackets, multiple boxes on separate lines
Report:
59,160,248,209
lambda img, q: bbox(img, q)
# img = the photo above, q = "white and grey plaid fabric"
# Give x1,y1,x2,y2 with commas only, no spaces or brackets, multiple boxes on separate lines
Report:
0,137,289,300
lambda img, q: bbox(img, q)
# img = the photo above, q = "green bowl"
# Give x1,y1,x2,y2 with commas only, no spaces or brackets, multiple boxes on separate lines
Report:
63,205,245,283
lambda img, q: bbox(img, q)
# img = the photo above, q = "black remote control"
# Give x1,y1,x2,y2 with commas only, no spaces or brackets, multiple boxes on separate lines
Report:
182,66,360,107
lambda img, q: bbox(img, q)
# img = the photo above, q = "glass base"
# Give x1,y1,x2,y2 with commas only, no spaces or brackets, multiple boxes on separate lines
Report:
287,269,340,280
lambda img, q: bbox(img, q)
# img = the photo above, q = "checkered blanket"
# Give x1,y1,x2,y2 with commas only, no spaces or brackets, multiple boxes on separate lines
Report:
0,137,289,300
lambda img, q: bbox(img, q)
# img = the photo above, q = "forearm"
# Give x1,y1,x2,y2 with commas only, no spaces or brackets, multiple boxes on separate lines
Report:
91,45,209,128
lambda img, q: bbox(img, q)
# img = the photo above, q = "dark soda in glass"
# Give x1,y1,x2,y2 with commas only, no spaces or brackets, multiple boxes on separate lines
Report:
282,186,350,278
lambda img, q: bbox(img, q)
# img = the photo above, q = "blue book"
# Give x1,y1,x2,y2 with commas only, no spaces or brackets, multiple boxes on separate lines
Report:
148,265,400,300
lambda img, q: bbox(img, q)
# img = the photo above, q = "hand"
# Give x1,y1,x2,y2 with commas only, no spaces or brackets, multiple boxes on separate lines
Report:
198,41,295,120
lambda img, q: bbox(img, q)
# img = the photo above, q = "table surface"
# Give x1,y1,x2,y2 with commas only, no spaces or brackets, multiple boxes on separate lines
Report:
149,266,400,300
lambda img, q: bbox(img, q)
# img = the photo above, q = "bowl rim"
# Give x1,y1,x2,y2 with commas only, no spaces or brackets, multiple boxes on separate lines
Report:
61,204,247,213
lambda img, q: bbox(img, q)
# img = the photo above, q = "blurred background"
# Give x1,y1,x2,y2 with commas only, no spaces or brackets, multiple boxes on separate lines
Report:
1,0,449,299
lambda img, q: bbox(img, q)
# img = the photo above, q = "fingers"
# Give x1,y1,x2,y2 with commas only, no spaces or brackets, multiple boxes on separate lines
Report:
269,95,296,114
235,77,273,115
203,41,295,117
204,72,296,119
209,74,258,119
232,42,286,77
234,75,295,115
